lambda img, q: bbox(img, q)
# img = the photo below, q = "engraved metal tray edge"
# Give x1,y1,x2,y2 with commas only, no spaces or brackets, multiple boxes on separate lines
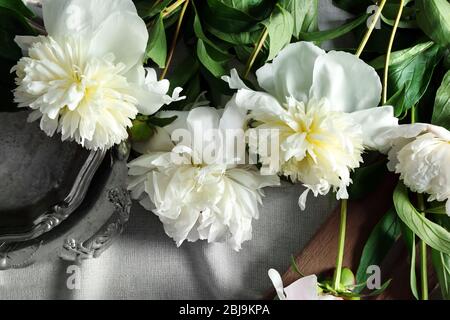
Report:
0,150,106,242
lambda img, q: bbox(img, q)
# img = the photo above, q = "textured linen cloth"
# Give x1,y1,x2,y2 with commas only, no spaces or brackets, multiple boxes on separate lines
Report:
0,1,353,299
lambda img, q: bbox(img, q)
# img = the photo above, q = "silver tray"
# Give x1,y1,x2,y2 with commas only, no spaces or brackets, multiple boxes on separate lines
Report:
0,111,131,269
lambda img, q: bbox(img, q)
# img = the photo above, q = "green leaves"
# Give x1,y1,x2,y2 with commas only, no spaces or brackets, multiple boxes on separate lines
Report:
262,4,293,61
393,183,450,256
0,0,34,18
400,221,419,299
431,216,450,300
136,0,171,19
202,0,273,33
369,41,435,70
355,208,401,292
279,0,318,37
432,248,450,299
146,14,167,68
194,14,231,77
385,43,443,116
298,13,368,42
432,70,450,130
416,0,450,48
0,4,34,61
348,158,387,200
332,0,373,15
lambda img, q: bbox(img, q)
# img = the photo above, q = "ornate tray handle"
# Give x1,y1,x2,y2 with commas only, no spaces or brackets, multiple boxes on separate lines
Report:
61,187,131,261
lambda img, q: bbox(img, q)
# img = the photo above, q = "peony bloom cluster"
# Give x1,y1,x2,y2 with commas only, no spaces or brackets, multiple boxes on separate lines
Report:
12,0,182,150
127,106,279,251
224,42,398,209
379,123,450,215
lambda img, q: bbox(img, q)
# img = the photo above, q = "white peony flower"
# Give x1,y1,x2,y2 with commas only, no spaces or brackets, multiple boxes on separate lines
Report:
223,42,398,209
268,269,342,300
127,106,279,251
12,0,182,150
378,123,450,215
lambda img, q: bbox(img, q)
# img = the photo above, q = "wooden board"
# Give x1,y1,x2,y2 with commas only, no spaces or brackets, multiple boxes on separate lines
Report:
264,174,438,300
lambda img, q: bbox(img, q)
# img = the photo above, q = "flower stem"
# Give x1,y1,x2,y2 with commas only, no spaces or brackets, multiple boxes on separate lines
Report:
244,27,269,79
333,199,348,290
383,0,404,105
417,193,429,300
162,0,186,18
411,105,417,124
160,0,189,80
355,0,387,58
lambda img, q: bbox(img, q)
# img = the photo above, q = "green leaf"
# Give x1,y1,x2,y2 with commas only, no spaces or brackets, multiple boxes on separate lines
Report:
196,39,229,77
0,7,33,61
0,0,34,18
332,0,373,15
207,25,262,45
348,158,387,200
145,14,167,68
355,208,401,293
290,255,304,277
168,54,200,91
193,13,230,55
168,73,201,111
193,5,232,76
148,115,178,127
279,0,318,37
393,182,450,256
202,0,273,33
386,44,443,116
398,219,419,299
432,248,450,299
369,41,435,70
361,279,392,298
297,14,368,42
432,216,450,300
136,0,171,19
262,4,294,61
380,3,417,29
432,70,450,130
416,0,450,48
217,0,274,19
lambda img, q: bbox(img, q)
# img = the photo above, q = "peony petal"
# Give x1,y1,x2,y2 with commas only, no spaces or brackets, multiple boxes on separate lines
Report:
43,0,147,73
234,89,286,116
133,68,185,115
220,97,248,164
256,42,325,104
132,127,174,154
222,68,249,90
186,107,220,160
350,106,398,151
268,269,287,300
376,123,433,155
284,275,319,300
14,35,40,54
310,51,382,113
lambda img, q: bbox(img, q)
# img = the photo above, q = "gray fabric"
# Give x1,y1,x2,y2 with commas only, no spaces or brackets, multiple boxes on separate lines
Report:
0,1,354,299
1,183,335,300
